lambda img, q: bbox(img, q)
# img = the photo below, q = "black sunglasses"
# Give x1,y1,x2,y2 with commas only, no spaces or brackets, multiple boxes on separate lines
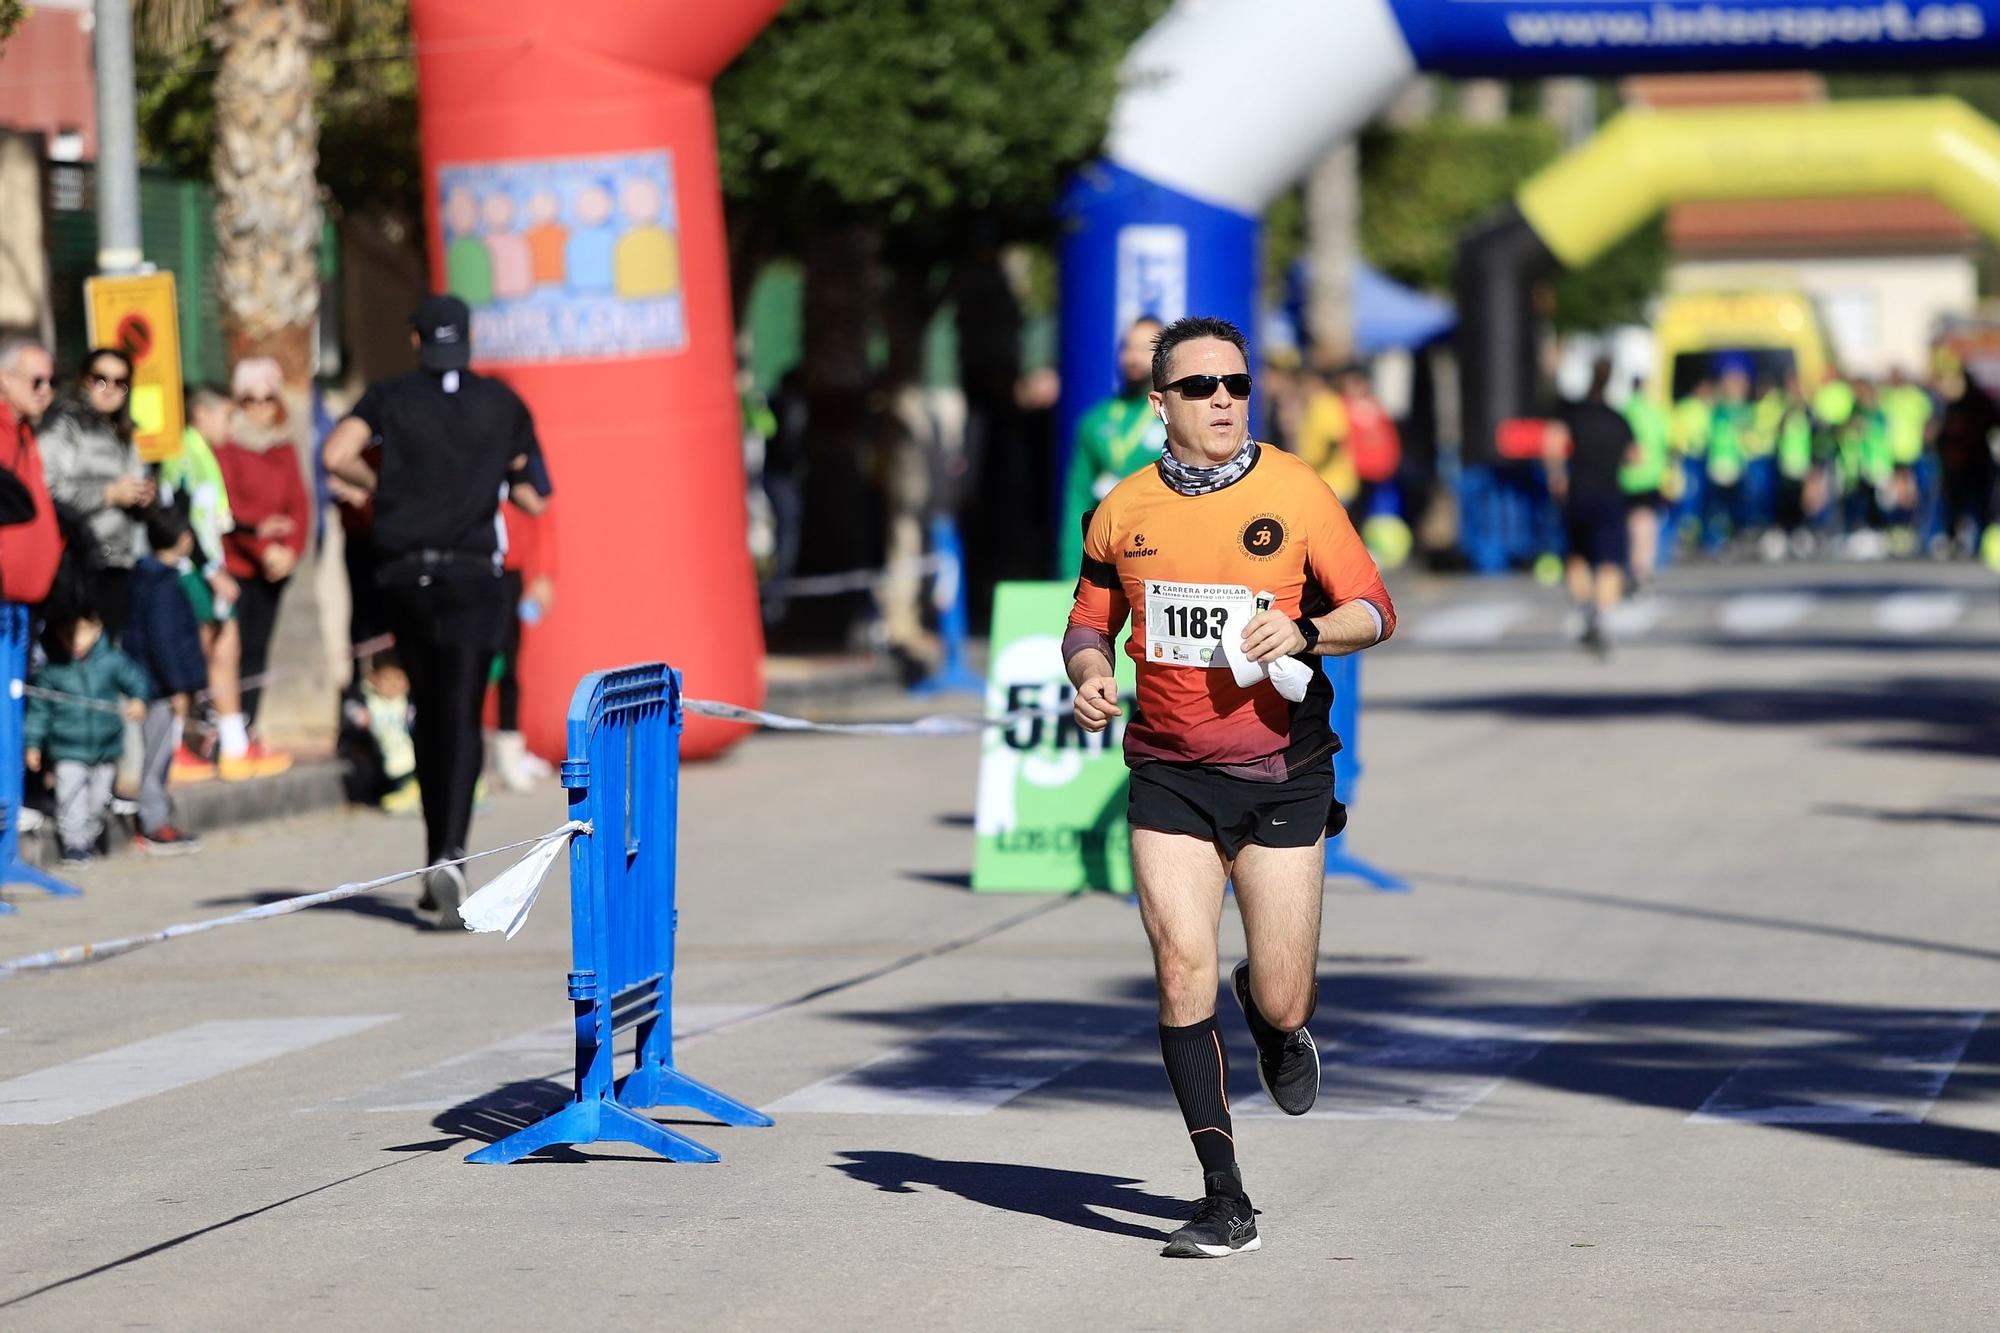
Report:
1161,373,1252,400
89,374,130,391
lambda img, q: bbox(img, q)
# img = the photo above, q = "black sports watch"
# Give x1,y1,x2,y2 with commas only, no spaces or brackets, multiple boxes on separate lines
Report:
1292,616,1320,653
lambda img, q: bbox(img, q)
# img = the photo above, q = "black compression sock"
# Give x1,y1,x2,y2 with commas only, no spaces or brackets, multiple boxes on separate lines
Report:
1159,1016,1237,1181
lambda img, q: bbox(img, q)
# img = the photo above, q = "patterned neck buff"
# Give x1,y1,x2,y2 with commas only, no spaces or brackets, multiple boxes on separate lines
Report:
1157,434,1257,497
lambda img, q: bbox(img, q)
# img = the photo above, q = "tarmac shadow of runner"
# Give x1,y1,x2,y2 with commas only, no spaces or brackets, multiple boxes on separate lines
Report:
831,1150,1186,1241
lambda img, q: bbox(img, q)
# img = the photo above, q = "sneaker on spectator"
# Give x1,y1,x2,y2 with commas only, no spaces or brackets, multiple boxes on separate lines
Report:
170,746,217,784
134,826,203,856
244,740,294,778
59,845,91,865
382,781,422,817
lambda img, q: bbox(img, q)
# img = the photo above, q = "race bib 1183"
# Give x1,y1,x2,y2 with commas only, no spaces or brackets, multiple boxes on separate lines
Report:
1143,581,1253,668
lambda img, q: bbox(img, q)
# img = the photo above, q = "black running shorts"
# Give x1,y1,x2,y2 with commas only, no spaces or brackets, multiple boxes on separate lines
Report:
1128,760,1343,860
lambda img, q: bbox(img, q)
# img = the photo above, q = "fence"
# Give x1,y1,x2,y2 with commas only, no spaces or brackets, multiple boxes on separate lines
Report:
467,662,770,1164
0,605,80,915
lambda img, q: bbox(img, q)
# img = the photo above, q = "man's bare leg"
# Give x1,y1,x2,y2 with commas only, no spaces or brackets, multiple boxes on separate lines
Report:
1132,828,1229,1024
1233,839,1325,1031
1133,827,1260,1256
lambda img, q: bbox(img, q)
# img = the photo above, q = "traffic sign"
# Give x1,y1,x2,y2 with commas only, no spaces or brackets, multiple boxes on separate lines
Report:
85,272,185,464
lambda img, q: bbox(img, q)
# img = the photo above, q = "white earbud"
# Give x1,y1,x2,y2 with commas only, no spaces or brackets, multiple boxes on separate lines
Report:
1155,404,1167,423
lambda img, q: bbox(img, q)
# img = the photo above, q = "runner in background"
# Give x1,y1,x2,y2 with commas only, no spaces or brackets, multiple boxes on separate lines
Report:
1551,358,1635,657
1058,316,1166,577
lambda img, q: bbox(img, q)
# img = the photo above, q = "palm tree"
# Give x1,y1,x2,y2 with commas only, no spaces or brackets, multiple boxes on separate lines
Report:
143,0,325,383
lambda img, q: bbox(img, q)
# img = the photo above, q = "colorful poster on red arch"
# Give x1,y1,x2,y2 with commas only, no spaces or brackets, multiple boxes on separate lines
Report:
435,150,687,363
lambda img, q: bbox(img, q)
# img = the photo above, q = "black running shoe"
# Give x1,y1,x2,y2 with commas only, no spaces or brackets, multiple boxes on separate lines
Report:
1233,960,1320,1116
1161,1170,1260,1258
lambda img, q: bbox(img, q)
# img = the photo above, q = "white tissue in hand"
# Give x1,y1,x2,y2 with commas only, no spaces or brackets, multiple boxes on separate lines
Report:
459,832,572,939
1221,616,1311,701
1221,614,1266,688
1266,655,1312,702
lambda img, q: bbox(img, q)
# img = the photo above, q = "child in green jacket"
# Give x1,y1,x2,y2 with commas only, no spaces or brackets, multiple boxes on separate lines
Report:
25,616,151,862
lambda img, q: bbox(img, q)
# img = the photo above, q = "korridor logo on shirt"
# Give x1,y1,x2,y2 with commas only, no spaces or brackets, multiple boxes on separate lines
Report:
1124,531,1158,558
1240,514,1285,559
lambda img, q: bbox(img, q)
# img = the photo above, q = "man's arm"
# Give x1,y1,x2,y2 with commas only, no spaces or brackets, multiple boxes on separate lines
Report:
1242,480,1396,663
322,417,378,492
1063,505,1129,733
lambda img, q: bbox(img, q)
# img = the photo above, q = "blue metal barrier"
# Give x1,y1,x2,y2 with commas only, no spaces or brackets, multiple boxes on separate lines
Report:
1,604,80,912
468,663,770,1164
910,514,984,696
1323,652,1408,893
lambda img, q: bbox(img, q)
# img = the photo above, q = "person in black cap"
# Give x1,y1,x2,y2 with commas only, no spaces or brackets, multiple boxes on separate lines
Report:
322,294,551,928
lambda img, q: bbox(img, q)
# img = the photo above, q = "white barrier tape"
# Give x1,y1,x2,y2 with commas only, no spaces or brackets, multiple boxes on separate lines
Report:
22,683,126,716
761,554,943,600
0,821,589,977
684,697,1059,737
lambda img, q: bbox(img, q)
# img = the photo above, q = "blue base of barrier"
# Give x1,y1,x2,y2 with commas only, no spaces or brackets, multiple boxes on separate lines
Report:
7,857,81,899
621,1063,775,1129
1324,833,1409,893
908,665,984,697
467,1096,724,1165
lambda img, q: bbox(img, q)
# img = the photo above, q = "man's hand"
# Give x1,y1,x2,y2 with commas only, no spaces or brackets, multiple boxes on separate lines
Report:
260,545,298,581
1072,675,1122,733
207,569,240,605
123,699,146,723
1240,609,1308,663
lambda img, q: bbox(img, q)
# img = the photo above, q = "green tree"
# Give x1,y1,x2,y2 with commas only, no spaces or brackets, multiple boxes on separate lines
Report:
1,3,26,46
714,0,1168,389
1359,113,1666,332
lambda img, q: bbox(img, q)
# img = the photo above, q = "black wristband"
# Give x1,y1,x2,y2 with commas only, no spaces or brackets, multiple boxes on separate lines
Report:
1292,616,1319,653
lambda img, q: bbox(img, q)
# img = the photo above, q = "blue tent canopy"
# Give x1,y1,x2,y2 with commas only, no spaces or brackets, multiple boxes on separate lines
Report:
1280,259,1458,358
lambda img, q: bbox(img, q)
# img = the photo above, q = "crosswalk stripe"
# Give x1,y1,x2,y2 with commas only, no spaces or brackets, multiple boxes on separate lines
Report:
1717,592,1816,635
1410,602,1533,647
309,1004,763,1114
0,1016,396,1126
1238,1006,1587,1121
1689,1009,1984,1125
1872,592,1966,637
767,1006,1148,1115
1603,598,1666,639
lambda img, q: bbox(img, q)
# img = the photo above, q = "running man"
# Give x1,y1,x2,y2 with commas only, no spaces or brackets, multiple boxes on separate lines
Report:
1064,316,1396,1258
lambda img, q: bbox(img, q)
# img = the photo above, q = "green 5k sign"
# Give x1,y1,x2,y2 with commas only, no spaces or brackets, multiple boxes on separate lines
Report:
972,582,1138,893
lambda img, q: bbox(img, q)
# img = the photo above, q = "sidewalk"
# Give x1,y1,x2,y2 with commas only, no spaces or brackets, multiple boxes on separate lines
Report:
16,648,988,868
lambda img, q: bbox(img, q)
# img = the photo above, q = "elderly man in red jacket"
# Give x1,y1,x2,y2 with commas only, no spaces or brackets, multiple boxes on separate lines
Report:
0,335,65,607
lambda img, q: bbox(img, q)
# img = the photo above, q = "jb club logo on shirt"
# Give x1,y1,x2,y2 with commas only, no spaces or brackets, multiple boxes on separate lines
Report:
1240,515,1286,559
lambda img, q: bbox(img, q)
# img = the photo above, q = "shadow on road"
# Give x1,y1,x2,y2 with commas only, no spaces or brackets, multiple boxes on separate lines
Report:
1374,673,2000,762
805,978,1999,1172
198,887,426,928
831,1150,1186,1241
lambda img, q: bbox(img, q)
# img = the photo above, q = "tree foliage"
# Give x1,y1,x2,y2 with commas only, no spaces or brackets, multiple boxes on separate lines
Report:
1358,112,1667,332
1360,116,1559,294
715,0,1168,258
0,2,25,46
135,0,419,220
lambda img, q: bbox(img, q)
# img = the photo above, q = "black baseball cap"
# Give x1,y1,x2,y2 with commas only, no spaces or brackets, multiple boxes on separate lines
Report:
412,294,472,371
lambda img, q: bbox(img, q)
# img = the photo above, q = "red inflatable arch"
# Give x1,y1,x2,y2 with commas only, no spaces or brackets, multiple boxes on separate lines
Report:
409,0,785,759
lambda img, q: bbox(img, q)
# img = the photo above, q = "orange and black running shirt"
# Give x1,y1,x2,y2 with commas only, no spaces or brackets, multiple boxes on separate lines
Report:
1064,443,1396,780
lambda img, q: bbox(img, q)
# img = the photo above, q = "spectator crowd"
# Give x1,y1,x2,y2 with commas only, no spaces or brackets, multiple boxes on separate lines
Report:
0,331,555,868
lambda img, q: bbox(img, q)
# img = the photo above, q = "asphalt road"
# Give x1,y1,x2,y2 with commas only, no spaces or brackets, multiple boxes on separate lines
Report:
2,560,1996,1331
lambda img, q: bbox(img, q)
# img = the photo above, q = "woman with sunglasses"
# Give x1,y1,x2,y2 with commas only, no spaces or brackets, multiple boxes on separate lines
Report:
39,347,155,640
209,357,307,780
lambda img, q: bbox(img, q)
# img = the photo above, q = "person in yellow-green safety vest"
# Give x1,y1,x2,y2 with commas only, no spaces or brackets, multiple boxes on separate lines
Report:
1878,366,1935,549
1771,374,1819,553
1703,367,1757,552
1745,376,1786,546
1838,380,1895,552
1619,374,1671,588
1058,316,1166,576
1668,379,1713,551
